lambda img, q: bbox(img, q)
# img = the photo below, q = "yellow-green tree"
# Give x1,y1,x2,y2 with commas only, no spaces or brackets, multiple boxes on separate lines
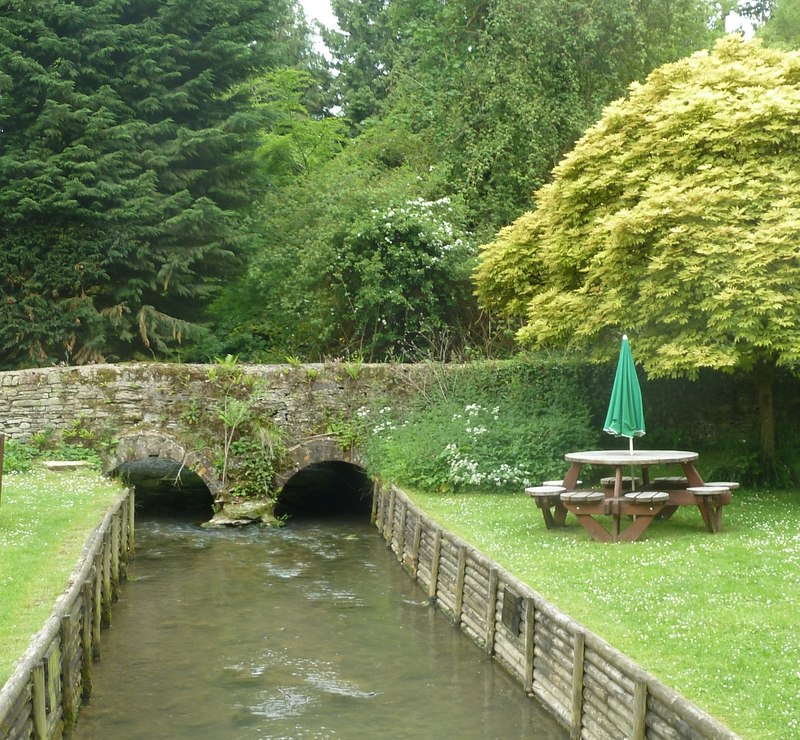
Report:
474,36,800,467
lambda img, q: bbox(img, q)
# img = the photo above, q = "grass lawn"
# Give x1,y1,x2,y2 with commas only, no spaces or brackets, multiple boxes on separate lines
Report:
0,466,123,686
407,486,799,740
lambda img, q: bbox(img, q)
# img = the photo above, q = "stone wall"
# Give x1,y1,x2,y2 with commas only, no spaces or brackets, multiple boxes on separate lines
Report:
0,362,420,443
0,362,425,516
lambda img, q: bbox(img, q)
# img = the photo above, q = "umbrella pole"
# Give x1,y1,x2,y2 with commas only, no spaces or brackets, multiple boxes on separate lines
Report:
629,436,634,491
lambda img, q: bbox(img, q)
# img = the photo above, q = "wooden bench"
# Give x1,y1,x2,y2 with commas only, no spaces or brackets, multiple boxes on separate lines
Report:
686,485,733,533
652,476,688,489
624,491,669,504
600,475,642,496
525,485,567,529
560,490,605,504
560,490,669,542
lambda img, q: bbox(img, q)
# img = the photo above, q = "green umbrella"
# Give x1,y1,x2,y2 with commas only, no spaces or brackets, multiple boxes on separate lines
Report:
603,334,646,453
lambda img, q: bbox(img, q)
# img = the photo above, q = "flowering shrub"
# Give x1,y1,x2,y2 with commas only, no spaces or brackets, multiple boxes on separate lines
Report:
364,393,597,494
324,196,476,359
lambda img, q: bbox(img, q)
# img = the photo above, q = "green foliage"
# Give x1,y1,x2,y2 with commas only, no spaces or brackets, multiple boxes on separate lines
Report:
228,426,285,499
2,437,101,473
323,0,396,127
198,354,288,498
477,37,800,378
2,440,38,473
249,68,347,181
759,0,800,47
364,359,598,493
213,133,481,361
323,196,477,359
209,0,724,363
0,0,310,367
325,406,370,450
385,0,724,237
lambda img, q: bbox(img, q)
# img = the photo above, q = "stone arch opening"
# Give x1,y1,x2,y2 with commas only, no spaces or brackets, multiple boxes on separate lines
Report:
274,461,373,519
107,432,219,518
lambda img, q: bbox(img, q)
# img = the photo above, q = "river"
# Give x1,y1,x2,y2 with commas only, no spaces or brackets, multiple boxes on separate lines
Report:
73,515,567,739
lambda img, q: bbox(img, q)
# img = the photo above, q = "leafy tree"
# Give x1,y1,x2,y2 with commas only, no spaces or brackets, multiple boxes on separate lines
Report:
322,0,395,128
0,0,308,367
215,0,729,361
249,68,347,181
211,113,479,361
474,36,800,468
386,0,729,238
738,0,777,25
317,193,476,359
759,0,800,47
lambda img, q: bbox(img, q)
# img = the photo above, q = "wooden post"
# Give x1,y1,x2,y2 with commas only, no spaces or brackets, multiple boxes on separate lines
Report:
92,563,102,658
370,481,379,525
484,568,498,656
111,514,121,600
396,498,407,556
60,615,77,731
428,530,442,601
45,643,61,737
101,537,112,626
81,579,94,701
127,489,136,556
384,488,396,541
632,679,647,740
570,630,586,740
31,663,47,740
524,596,536,691
410,515,422,577
453,546,467,625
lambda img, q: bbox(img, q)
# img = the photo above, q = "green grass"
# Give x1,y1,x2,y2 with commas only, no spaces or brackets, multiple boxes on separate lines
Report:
0,467,123,685
407,486,799,740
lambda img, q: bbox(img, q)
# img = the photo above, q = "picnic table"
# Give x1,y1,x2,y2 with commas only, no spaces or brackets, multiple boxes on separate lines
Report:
528,449,734,543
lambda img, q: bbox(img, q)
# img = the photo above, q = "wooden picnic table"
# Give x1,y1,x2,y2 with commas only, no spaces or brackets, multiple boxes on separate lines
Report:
555,449,733,542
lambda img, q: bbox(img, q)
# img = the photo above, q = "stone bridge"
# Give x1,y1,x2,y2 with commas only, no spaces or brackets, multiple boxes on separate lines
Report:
0,362,424,523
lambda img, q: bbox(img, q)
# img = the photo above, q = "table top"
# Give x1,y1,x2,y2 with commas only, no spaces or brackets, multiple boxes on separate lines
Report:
564,450,699,466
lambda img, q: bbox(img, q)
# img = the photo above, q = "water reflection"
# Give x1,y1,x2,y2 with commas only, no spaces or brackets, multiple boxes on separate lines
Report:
74,517,566,740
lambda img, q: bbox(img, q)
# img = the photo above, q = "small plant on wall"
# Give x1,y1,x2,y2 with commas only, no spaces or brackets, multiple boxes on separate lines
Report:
200,355,288,500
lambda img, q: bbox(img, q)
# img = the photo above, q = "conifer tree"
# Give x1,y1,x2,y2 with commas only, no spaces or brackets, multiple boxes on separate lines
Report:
0,0,305,366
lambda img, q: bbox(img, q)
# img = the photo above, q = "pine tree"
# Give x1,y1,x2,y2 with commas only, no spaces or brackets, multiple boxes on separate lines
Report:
0,0,307,366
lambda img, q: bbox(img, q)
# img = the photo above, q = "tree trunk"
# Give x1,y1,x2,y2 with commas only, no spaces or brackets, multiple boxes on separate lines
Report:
753,359,776,471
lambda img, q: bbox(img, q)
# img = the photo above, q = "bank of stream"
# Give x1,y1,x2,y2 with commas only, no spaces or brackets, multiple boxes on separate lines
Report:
73,514,566,739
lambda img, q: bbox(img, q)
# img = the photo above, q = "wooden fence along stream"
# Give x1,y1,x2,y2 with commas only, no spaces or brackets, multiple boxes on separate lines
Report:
2,482,741,739
372,484,741,740
0,490,134,740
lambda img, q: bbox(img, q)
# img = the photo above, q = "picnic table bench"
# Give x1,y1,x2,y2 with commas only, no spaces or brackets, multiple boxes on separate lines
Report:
527,450,736,542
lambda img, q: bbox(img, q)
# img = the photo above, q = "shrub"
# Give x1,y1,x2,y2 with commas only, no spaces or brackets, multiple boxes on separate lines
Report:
2,440,38,473
364,358,598,493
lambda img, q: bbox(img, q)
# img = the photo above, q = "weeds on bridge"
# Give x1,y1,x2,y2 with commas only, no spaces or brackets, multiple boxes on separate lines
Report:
202,355,288,500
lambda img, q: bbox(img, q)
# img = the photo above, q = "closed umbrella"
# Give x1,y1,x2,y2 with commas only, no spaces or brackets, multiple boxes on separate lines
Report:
603,334,646,453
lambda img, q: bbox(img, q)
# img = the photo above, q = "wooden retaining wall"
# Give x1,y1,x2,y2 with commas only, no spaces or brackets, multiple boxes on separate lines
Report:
0,489,134,740
373,484,741,740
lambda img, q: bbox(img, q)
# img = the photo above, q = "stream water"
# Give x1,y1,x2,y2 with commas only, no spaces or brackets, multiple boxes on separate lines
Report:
73,515,567,740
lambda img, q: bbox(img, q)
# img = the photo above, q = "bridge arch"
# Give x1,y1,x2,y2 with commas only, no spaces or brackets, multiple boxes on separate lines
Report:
274,437,373,519
106,431,222,494
274,436,363,489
